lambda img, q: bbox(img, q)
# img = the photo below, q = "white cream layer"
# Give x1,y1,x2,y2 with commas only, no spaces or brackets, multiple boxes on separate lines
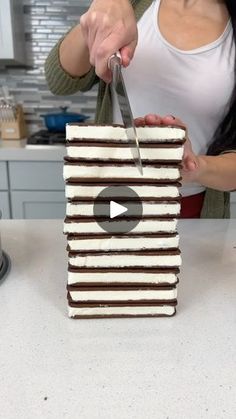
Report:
64,219,177,234
69,288,177,302
68,305,175,317
66,201,180,217
63,165,180,181
67,235,179,251
69,253,181,268
65,184,180,199
67,271,177,285
66,125,185,141
66,145,184,161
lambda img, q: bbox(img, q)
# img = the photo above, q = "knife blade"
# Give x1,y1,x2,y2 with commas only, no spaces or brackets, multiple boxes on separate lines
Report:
109,53,143,175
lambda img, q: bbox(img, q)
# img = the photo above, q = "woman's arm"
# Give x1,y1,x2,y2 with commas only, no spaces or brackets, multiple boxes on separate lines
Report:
59,24,91,78
191,153,236,192
136,114,236,192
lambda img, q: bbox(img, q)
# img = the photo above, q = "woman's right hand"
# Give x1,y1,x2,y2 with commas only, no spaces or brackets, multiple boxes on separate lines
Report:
80,0,138,83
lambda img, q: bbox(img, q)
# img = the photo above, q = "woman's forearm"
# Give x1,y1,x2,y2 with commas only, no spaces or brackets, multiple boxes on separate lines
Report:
197,153,236,191
59,24,91,77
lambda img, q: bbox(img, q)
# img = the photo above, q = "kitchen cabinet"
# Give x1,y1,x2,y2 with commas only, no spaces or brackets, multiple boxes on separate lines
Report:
0,162,8,189
8,161,66,219
11,191,66,219
0,0,25,65
0,192,10,219
9,161,64,190
0,162,10,218
0,149,66,219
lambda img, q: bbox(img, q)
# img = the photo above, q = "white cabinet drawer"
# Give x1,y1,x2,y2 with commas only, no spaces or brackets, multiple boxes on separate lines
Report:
11,191,66,219
0,162,8,190
9,161,64,190
0,191,10,218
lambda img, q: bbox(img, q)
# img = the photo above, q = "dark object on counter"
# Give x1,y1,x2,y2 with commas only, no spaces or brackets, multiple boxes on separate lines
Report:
0,252,11,284
27,130,66,146
40,107,90,132
0,211,11,284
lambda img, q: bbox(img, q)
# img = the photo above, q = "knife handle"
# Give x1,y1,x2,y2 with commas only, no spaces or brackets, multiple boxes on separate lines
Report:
108,51,121,71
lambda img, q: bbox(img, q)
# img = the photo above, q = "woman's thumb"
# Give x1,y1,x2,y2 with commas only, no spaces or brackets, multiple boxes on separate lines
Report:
120,41,137,67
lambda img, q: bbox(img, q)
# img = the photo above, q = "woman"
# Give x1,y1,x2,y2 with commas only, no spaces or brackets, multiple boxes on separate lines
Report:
45,0,236,218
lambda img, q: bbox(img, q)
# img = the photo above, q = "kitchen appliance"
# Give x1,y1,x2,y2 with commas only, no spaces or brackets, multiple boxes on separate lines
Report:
26,130,66,148
0,211,11,283
109,53,143,175
40,107,90,132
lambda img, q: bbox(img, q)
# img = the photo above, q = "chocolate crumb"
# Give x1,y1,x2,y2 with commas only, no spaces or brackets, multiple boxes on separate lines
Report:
44,397,48,401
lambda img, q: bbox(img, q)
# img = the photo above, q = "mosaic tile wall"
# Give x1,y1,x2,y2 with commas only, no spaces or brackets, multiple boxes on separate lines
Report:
0,0,95,134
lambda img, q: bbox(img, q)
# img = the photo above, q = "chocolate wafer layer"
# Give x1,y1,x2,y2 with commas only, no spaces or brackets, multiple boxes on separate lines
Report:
68,249,181,269
66,142,184,163
66,123,186,143
66,200,180,218
67,233,179,252
65,183,181,201
67,266,179,286
64,217,178,235
68,301,177,318
63,159,181,183
67,285,177,303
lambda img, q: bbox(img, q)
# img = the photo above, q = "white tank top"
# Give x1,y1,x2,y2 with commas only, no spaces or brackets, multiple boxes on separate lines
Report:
112,0,235,196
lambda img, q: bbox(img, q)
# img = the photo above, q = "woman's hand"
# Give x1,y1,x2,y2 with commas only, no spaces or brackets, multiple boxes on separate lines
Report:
134,114,202,184
80,0,138,83
135,114,236,191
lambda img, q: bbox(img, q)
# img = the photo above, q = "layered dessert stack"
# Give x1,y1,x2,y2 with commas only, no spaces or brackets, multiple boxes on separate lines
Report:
63,124,185,318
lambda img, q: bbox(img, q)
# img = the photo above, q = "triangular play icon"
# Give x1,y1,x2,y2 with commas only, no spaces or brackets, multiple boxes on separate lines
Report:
110,200,128,219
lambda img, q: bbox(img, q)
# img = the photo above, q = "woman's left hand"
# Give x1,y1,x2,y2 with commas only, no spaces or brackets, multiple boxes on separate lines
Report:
134,114,202,184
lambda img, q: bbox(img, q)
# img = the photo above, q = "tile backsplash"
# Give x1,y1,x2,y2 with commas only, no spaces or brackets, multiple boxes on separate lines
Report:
0,0,95,134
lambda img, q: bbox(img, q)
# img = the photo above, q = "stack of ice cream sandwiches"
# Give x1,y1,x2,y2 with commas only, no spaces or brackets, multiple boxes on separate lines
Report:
63,123,185,318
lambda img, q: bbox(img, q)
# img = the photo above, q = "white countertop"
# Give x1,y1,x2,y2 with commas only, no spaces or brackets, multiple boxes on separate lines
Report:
0,220,236,419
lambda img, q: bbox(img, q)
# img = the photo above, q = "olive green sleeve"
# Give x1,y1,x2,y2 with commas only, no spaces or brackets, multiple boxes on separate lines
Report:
44,36,98,96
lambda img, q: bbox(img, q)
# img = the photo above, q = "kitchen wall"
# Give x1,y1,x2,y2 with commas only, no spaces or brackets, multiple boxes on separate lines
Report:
0,0,95,134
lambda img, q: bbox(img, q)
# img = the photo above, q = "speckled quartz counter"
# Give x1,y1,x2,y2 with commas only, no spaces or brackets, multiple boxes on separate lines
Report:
0,220,236,419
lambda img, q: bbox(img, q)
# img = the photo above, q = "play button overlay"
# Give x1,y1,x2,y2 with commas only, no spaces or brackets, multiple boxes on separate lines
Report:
110,201,128,219
93,186,143,234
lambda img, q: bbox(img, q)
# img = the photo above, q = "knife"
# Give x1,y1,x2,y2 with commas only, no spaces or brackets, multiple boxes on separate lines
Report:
109,53,143,175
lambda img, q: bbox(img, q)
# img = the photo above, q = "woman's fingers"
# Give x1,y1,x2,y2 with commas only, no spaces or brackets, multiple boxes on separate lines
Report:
162,115,186,129
94,32,137,83
134,117,145,126
134,115,162,126
120,42,137,67
80,0,138,82
181,137,198,176
182,155,197,171
135,114,186,127
160,116,197,173
144,114,163,125
134,114,199,179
